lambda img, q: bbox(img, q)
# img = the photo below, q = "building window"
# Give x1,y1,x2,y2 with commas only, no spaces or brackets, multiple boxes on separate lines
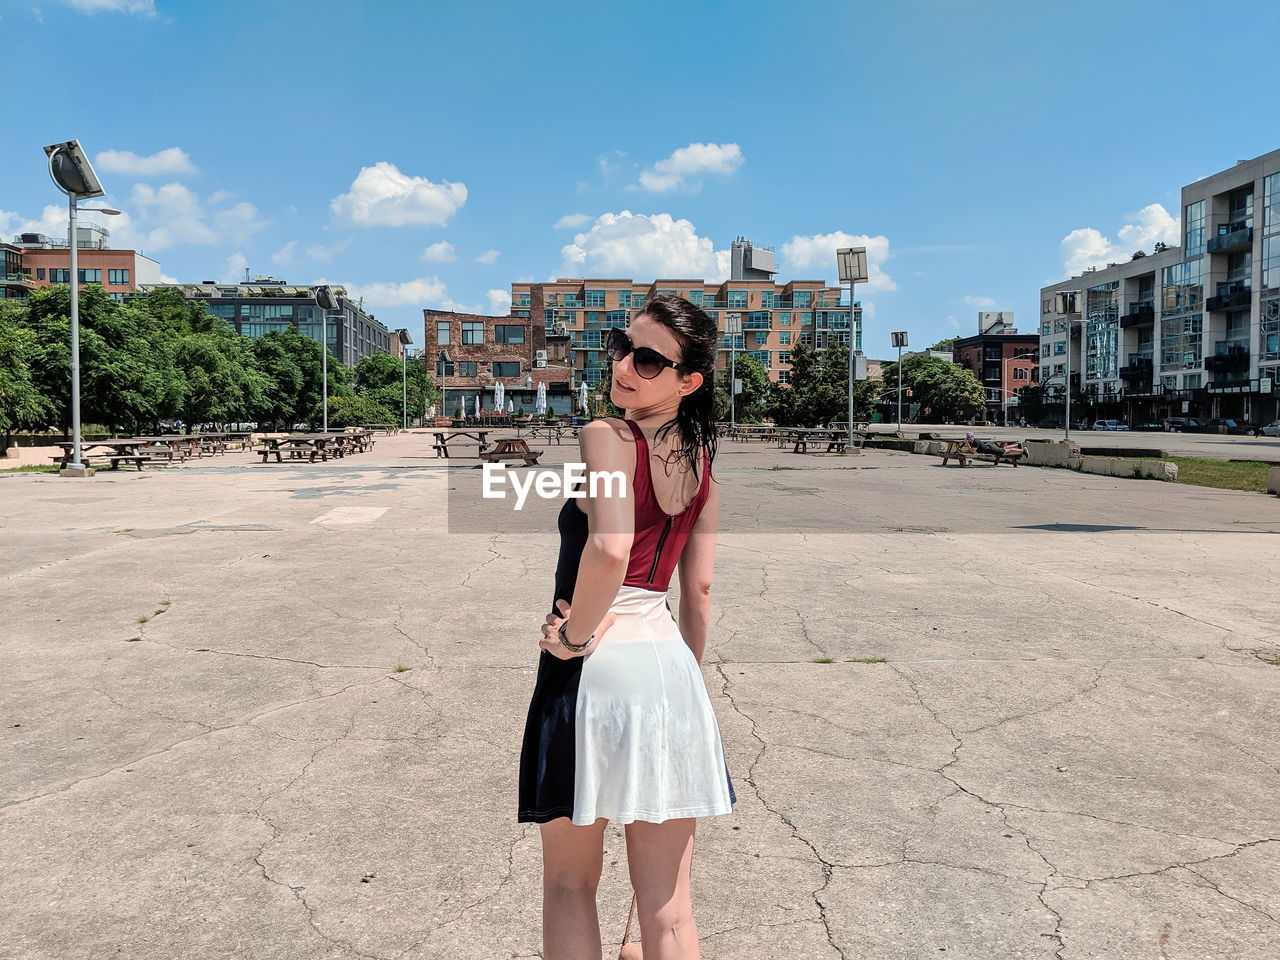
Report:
1054,341,1066,355
778,351,790,365
1184,200,1205,256
1014,368,1030,381
792,291,813,308
36,268,45,280
462,321,484,345
495,324,525,344
800,332,813,346
492,361,520,377
779,331,791,345
687,290,702,306
457,361,478,377
77,268,102,283
108,268,130,285
436,321,450,344
727,290,748,308
49,269,70,283
778,311,791,326
585,290,606,307
211,304,236,318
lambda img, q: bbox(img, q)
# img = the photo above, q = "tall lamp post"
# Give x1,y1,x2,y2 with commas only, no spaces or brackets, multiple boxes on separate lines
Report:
891,331,908,430
315,285,341,432
43,140,119,477
438,349,453,423
836,248,869,431
725,312,741,427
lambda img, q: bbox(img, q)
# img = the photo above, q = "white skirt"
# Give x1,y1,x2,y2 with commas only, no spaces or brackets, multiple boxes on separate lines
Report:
518,584,737,826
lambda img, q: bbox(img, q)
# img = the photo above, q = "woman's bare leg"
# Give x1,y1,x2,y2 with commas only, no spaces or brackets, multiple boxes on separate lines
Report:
540,816,608,960
624,817,699,960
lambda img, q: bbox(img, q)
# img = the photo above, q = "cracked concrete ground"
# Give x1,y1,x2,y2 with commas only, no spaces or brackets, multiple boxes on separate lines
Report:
2,432,1279,959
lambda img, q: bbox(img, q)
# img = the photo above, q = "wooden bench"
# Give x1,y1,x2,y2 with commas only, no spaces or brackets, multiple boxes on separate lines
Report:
940,438,1025,468
478,438,544,466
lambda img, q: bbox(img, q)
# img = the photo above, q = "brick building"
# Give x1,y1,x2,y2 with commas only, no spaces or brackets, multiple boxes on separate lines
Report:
14,224,161,301
952,313,1039,424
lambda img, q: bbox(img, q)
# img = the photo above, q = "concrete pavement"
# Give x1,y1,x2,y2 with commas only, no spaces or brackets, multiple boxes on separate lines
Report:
2,431,1278,959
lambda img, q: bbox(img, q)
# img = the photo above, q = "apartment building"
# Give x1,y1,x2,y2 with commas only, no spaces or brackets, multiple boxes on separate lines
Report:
14,224,162,301
1039,147,1280,426
133,276,394,367
505,238,862,388
952,313,1039,424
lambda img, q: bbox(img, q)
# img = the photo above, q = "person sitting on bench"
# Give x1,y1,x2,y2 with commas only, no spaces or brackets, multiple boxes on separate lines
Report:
964,432,1024,458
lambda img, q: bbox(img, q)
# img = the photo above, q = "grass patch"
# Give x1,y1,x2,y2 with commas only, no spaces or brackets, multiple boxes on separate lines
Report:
811,656,834,664
160,600,172,607
393,665,411,673
847,656,888,663
768,465,799,471
1260,651,1280,666
125,636,142,642
136,615,150,624
1164,456,1271,493
0,464,58,474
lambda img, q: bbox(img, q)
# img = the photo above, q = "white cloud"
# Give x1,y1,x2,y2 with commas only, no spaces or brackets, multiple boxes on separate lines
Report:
160,273,179,284
97,183,270,252
1,204,65,240
338,277,449,308
306,237,351,263
1060,203,1180,276
946,315,960,330
597,150,628,183
488,289,512,314
212,201,269,244
633,142,744,193
64,0,156,15
560,211,731,281
420,241,456,263
475,249,500,265
780,231,897,292
272,241,298,266
221,252,247,284
962,295,997,307
330,161,467,227
555,213,592,229
95,147,196,177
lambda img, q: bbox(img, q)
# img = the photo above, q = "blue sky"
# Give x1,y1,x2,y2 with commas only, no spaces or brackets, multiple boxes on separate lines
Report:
2,0,1277,356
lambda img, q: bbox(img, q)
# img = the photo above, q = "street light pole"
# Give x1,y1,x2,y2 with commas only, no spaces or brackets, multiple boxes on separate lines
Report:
67,193,82,467
836,248,869,432
402,350,408,430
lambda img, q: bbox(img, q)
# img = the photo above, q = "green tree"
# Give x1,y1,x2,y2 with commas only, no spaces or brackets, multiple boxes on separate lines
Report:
353,351,429,424
928,337,959,352
308,393,395,429
0,300,50,447
715,353,771,423
769,342,877,426
254,327,351,428
879,354,985,423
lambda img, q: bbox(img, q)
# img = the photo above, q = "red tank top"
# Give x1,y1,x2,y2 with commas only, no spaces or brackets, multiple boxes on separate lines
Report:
620,418,713,592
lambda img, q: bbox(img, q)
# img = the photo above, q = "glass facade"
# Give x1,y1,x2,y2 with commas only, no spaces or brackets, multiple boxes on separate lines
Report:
1085,281,1120,380
1160,259,1204,372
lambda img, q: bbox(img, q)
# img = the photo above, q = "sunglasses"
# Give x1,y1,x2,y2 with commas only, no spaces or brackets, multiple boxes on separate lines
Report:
606,327,691,380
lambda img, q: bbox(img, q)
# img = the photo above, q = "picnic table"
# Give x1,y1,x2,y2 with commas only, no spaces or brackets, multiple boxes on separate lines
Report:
939,438,1023,468
516,423,580,445
479,437,544,466
51,439,161,471
432,429,491,458
257,433,344,463
778,427,852,454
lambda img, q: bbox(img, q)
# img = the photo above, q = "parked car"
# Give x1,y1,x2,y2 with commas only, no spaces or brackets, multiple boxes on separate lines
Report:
1131,422,1164,432
1091,419,1130,431
1207,418,1252,435
1256,420,1280,437
1162,417,1203,432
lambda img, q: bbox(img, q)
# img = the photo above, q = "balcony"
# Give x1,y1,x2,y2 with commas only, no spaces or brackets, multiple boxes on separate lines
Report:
1205,287,1252,312
1119,357,1154,381
0,273,37,291
1204,343,1250,373
1119,302,1155,328
1207,224,1253,255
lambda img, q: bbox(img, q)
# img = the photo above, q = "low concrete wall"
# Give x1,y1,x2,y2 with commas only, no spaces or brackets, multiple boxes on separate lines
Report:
1269,466,1280,496
911,438,1177,481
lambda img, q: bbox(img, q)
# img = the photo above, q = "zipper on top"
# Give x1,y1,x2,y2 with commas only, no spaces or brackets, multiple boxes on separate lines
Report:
646,515,675,584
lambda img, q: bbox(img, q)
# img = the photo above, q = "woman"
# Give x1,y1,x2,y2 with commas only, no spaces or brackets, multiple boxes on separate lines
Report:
518,295,736,960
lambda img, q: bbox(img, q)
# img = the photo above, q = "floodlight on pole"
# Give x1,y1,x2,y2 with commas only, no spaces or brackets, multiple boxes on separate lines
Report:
44,140,108,477
836,247,868,432
891,331,909,430
314,285,340,432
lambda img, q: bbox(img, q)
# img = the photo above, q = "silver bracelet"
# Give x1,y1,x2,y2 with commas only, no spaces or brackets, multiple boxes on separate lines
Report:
558,619,595,652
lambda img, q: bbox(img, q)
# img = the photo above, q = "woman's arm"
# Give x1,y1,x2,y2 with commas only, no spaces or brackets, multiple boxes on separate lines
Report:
561,419,636,648
675,472,720,664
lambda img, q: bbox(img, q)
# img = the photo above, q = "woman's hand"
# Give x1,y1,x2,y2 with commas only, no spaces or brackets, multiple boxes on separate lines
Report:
540,599,617,660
